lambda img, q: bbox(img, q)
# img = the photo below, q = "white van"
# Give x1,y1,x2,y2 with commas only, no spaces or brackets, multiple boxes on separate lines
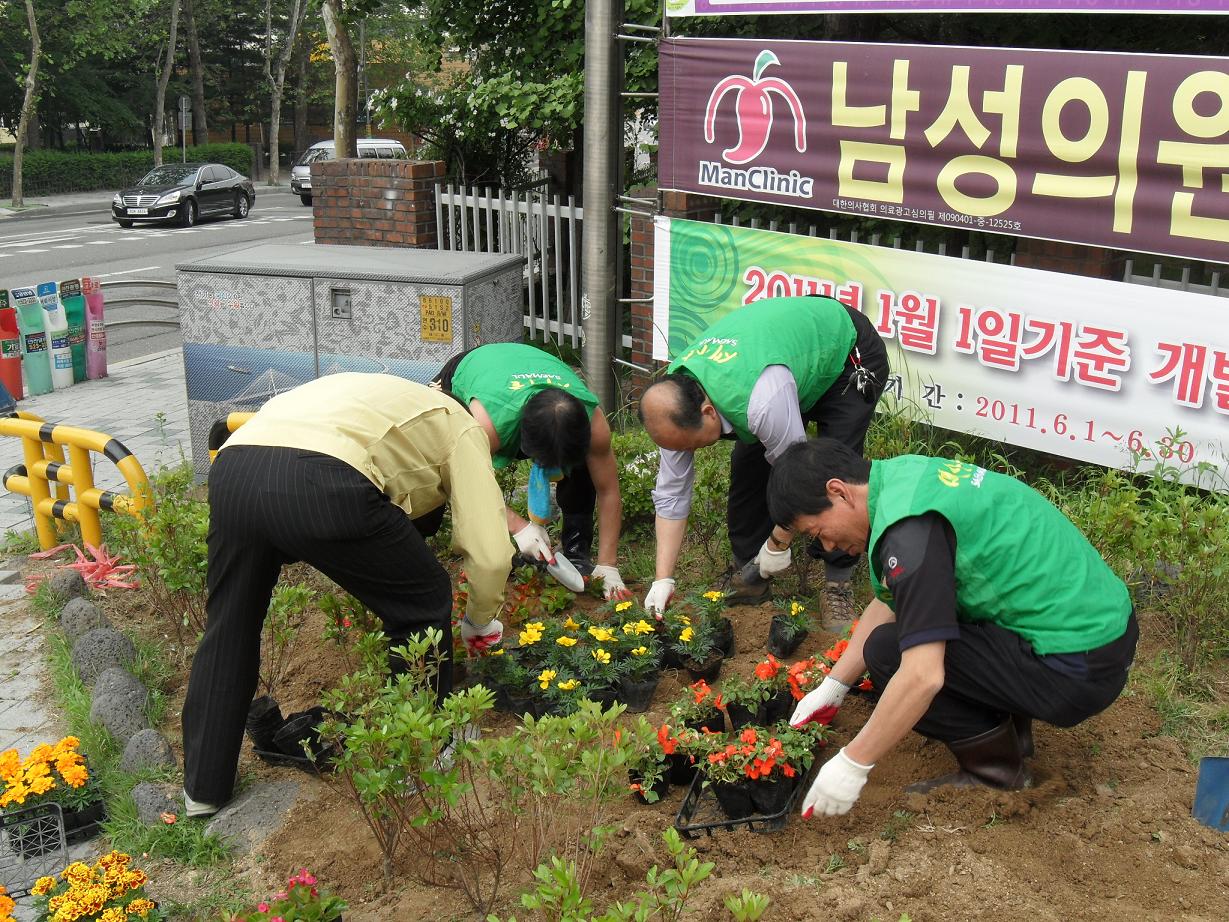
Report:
290,138,409,205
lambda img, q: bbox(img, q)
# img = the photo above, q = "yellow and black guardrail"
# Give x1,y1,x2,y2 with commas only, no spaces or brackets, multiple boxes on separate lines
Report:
2,412,153,550
207,412,254,462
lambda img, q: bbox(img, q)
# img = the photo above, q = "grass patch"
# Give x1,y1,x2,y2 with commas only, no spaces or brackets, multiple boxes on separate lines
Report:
1136,651,1229,762
29,582,229,867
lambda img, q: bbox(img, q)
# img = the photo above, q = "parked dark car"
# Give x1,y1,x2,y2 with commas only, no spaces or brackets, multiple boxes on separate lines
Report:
112,162,255,228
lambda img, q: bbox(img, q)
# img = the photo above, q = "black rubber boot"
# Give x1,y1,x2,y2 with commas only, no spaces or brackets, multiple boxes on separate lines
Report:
560,513,595,576
1012,713,1035,759
721,559,772,606
905,718,1032,793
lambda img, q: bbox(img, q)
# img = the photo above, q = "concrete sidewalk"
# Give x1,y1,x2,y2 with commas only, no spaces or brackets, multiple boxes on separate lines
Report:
0,349,191,537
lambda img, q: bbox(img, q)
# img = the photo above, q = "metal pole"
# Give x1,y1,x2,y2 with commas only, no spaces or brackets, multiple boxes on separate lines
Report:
580,0,623,410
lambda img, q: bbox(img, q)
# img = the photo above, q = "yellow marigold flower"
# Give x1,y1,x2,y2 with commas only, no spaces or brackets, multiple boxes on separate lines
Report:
621,622,636,635
29,775,55,796
592,648,611,664
556,636,578,647
680,627,694,643
0,893,15,919
790,601,805,616
518,627,542,646
128,898,156,918
557,679,580,691
525,621,545,633
564,616,580,630
61,862,91,883
32,876,57,896
587,626,615,642
633,620,653,635
99,908,126,922
537,669,557,690
27,744,53,765
703,590,724,601
614,600,633,612
0,749,21,781
491,648,505,656
676,614,691,625
631,646,649,656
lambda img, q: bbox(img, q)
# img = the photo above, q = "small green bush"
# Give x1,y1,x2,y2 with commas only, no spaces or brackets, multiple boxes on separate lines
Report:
0,144,255,197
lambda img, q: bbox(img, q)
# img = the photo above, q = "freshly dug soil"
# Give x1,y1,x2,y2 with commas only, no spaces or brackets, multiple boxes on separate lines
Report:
46,554,1229,922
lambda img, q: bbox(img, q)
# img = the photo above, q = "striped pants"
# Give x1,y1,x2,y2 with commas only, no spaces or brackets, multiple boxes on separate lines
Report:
182,445,451,806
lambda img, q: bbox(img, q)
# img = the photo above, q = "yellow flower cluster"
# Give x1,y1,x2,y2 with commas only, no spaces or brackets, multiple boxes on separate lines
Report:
621,620,654,636
0,884,15,922
563,616,580,630
33,851,154,922
537,669,557,690
631,646,650,657
587,626,616,643
0,737,89,809
556,635,578,647
703,590,724,602
679,627,695,643
518,621,546,646
790,601,806,616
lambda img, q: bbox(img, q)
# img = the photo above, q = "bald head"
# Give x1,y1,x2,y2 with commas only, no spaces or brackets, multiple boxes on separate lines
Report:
638,373,722,451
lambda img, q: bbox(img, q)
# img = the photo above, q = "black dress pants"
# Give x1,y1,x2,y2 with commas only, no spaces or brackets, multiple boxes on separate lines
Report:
182,446,452,805
727,306,890,572
861,614,1138,743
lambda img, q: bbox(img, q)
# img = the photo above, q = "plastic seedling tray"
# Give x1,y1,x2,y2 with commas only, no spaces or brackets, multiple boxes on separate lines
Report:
673,761,820,838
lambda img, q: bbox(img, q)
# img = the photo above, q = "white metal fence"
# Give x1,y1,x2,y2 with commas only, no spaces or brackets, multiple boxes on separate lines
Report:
435,183,585,347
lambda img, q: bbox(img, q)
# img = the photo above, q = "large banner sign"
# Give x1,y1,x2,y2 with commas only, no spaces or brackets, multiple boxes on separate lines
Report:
667,1,1229,16
653,216,1229,489
659,38,1229,263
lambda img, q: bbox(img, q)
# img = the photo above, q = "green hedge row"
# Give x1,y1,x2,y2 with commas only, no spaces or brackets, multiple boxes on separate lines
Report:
0,144,255,198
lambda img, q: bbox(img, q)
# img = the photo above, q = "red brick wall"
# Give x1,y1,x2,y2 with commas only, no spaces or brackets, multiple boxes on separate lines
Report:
311,159,446,248
1013,237,1123,280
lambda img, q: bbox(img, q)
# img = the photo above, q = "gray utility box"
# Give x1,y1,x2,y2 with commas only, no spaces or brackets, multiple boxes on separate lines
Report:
177,243,523,475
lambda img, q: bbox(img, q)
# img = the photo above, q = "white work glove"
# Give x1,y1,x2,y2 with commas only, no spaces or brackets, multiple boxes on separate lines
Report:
591,564,631,601
790,675,850,728
643,578,676,618
513,522,555,563
757,538,792,578
800,747,873,818
459,615,504,655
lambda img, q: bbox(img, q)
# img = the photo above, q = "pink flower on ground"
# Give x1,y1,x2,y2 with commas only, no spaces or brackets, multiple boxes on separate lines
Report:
257,903,269,913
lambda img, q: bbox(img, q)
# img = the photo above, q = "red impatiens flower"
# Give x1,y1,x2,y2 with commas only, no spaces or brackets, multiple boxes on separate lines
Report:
740,728,758,745
754,654,780,681
690,680,712,704
657,724,678,755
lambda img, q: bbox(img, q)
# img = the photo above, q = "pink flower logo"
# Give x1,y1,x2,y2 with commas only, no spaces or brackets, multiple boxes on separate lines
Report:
704,50,807,166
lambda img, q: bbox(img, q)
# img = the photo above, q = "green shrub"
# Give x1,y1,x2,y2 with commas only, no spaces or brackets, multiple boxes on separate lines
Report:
108,464,209,642
0,144,255,197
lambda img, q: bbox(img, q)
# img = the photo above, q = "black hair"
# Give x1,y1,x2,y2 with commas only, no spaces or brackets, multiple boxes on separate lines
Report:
637,372,708,431
521,388,591,470
767,438,871,527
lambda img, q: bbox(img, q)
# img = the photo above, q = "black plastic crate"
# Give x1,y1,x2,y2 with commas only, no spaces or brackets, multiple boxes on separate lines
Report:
672,761,819,838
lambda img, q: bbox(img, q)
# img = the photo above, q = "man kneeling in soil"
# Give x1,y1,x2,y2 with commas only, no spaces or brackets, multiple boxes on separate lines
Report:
182,374,511,818
769,439,1137,817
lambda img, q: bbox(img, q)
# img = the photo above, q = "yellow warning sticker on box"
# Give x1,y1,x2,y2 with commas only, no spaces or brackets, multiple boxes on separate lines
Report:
420,295,453,343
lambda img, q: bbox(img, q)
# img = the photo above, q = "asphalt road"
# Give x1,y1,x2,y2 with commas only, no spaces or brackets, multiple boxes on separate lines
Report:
0,187,314,363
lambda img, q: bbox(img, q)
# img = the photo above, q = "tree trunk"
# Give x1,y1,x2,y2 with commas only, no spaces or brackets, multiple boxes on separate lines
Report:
264,0,307,186
293,34,308,155
152,0,182,167
183,0,208,145
12,0,41,208
321,0,357,159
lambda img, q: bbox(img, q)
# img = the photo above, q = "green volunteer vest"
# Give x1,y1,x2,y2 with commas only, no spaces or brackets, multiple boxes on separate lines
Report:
450,343,599,469
666,296,856,443
866,455,1130,656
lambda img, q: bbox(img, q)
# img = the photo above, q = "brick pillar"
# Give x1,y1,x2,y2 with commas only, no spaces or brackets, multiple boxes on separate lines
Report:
312,159,446,248
1013,237,1123,280
625,188,723,398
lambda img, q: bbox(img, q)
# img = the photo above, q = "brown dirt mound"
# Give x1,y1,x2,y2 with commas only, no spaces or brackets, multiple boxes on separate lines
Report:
60,557,1228,921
